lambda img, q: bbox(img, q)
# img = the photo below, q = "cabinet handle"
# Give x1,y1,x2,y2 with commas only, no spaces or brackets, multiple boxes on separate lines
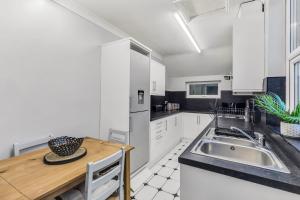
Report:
166,120,168,131
152,81,154,91
129,117,133,132
152,81,156,91
199,116,201,125
175,117,177,127
129,97,132,110
156,135,163,140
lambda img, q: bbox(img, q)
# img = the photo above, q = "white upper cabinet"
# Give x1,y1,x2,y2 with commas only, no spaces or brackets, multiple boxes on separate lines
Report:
150,59,166,96
233,1,265,93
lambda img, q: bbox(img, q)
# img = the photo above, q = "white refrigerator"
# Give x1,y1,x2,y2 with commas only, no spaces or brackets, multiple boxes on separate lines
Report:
129,49,150,173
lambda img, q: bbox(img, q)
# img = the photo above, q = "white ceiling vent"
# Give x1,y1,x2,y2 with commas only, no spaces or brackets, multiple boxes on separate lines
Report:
173,0,230,22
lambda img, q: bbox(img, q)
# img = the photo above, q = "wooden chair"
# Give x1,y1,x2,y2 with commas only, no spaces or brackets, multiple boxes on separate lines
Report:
13,134,53,156
84,148,125,200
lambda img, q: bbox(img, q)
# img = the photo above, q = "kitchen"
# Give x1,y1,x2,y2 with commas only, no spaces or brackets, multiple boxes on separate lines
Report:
0,0,299,200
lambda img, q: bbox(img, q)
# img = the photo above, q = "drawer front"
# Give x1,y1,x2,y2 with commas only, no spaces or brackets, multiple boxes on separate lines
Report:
151,127,165,140
151,119,166,132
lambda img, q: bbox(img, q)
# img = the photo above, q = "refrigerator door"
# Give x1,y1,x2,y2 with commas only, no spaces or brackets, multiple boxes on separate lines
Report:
130,111,150,173
130,49,150,113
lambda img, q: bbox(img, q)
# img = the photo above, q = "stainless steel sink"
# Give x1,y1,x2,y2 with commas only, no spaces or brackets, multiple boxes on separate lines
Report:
212,136,256,148
191,128,290,173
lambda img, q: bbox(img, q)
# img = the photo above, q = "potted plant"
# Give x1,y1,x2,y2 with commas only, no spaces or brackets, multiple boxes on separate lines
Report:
255,93,300,138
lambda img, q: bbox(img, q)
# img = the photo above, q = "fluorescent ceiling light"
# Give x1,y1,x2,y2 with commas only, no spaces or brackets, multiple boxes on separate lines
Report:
174,12,201,53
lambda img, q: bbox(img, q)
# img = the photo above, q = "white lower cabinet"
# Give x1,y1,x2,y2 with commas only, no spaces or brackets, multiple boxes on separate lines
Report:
199,114,213,133
181,164,299,200
183,113,213,140
182,113,199,140
150,119,166,163
167,114,182,146
150,114,182,163
150,112,212,164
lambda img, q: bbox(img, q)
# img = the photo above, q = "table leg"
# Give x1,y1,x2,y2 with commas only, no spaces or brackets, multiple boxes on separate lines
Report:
124,152,131,200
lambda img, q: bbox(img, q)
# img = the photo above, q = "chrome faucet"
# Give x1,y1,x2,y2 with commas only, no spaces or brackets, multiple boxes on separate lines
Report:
230,126,261,147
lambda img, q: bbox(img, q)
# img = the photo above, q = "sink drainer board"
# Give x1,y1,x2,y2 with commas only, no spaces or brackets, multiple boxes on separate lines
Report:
190,128,290,174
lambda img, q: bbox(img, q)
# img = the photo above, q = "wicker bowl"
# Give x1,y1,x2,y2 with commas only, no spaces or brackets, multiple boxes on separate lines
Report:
48,136,84,156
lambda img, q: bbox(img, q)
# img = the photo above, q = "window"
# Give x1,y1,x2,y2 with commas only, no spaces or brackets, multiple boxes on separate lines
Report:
186,81,220,98
290,0,300,51
289,56,300,108
295,61,300,104
288,0,300,109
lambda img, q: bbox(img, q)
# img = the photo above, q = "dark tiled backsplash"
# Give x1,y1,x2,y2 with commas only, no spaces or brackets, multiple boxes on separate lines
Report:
150,95,166,106
151,76,286,127
151,90,253,112
264,77,286,127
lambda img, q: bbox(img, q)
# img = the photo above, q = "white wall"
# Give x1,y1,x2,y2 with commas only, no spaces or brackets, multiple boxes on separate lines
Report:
0,0,118,159
166,75,232,91
265,0,286,77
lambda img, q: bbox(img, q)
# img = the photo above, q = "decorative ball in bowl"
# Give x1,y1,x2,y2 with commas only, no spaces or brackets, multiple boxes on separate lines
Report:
48,136,84,156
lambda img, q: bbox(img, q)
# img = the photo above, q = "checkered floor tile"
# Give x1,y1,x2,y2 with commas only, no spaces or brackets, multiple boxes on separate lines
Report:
130,139,192,200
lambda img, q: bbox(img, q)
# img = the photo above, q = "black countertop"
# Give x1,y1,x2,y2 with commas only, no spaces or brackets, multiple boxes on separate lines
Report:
151,110,213,121
178,117,300,195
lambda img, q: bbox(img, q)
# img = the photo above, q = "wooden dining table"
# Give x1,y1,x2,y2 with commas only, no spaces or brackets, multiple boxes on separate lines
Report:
0,137,133,200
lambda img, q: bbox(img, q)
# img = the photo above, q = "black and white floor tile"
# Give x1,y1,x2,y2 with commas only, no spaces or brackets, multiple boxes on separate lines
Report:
130,140,191,200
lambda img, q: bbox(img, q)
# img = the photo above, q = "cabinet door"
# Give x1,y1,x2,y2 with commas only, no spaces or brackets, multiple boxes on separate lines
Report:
150,61,157,94
198,114,213,133
150,130,164,163
150,60,165,96
167,114,181,146
150,119,166,162
183,113,200,140
176,114,183,139
232,1,265,92
156,63,165,95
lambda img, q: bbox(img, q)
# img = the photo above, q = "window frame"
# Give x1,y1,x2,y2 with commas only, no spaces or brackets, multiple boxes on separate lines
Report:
289,55,300,109
186,81,221,99
287,0,300,110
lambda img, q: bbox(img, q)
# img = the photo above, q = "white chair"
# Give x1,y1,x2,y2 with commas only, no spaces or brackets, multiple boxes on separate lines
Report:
59,189,84,200
108,129,129,145
85,148,125,200
13,134,53,156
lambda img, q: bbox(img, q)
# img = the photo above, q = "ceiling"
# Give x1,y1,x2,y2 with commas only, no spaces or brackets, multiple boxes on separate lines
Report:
164,46,233,77
73,0,244,77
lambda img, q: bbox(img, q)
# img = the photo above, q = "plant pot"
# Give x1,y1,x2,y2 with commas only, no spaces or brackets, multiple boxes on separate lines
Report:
280,122,300,138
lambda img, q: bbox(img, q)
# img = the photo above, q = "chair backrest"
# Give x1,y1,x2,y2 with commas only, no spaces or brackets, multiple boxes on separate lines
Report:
85,148,125,200
13,134,54,156
108,129,129,144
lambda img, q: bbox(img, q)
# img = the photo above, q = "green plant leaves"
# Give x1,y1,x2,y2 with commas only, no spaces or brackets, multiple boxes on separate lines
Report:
255,93,300,124
291,104,300,117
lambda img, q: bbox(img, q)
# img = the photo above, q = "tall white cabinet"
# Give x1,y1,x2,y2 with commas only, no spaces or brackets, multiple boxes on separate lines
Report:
99,38,151,140
233,1,265,93
150,59,166,96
